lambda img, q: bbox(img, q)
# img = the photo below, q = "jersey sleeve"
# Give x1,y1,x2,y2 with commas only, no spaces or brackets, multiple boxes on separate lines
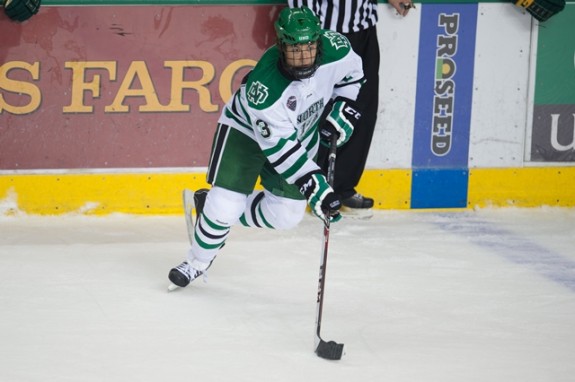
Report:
332,50,364,101
321,30,365,101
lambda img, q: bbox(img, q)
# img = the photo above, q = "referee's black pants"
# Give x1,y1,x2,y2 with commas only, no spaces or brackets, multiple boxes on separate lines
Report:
318,26,380,200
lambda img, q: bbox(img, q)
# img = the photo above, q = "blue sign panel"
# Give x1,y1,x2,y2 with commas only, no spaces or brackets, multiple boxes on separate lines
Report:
411,4,478,208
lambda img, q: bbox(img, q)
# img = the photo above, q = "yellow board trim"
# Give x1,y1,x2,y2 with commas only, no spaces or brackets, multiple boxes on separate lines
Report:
1,167,574,215
356,169,412,210
0,173,210,215
468,167,575,208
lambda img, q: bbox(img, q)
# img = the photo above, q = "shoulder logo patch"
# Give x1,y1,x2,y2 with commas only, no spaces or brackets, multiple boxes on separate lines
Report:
287,96,297,111
247,81,269,106
324,31,349,50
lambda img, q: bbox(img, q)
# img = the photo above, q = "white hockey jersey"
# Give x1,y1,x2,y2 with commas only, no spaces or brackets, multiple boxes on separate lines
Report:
217,30,364,185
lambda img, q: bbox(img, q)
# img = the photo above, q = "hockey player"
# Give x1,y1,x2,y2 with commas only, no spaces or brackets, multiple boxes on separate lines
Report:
168,6,364,288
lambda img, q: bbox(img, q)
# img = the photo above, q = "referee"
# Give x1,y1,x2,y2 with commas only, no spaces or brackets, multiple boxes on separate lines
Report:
287,0,414,213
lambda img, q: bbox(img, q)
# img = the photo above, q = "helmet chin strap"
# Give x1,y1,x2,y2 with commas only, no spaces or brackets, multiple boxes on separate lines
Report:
289,65,317,80
279,57,318,80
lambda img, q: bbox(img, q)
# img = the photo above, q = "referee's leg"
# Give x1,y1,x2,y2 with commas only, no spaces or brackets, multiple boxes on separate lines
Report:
331,27,380,205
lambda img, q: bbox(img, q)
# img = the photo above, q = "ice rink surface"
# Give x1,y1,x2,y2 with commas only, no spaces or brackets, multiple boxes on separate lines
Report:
1,207,574,382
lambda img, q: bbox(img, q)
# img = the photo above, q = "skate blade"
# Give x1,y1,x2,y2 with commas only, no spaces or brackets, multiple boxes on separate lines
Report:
340,206,373,220
167,283,180,292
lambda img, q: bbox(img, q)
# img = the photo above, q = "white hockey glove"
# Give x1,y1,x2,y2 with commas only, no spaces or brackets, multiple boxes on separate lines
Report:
319,97,362,148
296,171,342,223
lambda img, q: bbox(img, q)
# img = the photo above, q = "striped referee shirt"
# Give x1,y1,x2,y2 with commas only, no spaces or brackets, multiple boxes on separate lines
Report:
288,0,378,33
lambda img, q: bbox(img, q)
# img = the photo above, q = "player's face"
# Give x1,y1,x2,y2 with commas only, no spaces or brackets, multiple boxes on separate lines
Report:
283,41,318,69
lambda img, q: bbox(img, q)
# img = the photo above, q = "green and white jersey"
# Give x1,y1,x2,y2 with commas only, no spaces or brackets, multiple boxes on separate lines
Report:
218,30,364,185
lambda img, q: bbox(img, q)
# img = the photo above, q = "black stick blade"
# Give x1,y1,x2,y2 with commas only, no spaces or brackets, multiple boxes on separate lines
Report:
315,339,344,360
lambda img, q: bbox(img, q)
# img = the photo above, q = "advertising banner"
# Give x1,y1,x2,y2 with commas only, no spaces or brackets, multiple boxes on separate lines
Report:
529,5,575,162
0,5,280,170
411,3,478,208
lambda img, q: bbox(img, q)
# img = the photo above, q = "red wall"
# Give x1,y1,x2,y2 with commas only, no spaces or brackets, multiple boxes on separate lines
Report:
0,5,282,170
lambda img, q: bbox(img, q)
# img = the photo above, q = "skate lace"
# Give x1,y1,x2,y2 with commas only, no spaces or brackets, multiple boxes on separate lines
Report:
191,267,208,283
177,262,209,283
175,262,192,278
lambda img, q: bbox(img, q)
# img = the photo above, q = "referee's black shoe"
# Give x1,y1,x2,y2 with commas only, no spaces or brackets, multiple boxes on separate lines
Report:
341,193,374,209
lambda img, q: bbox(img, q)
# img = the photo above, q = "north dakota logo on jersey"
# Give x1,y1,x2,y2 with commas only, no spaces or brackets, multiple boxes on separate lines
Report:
297,99,324,138
324,30,349,50
297,99,324,125
247,81,269,106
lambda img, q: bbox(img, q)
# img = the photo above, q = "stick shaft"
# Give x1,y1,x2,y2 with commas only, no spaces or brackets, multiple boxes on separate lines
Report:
315,134,338,344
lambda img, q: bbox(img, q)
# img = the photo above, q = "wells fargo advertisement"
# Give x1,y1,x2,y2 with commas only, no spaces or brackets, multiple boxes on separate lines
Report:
1,5,281,170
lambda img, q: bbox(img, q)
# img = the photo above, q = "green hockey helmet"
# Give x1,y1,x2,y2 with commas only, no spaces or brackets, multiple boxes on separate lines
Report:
275,7,322,79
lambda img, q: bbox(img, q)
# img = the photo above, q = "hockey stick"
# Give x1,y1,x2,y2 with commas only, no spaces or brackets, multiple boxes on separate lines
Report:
314,134,344,360
182,189,196,245
167,189,195,292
